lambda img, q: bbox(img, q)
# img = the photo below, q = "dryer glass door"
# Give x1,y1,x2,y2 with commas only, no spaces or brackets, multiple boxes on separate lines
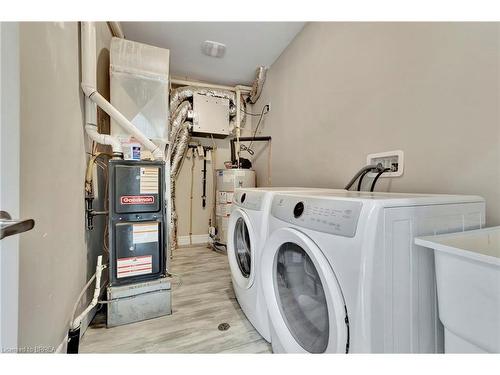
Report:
275,242,329,353
234,217,252,278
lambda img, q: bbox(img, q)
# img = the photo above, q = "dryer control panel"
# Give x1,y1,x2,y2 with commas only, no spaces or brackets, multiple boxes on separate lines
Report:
271,195,363,237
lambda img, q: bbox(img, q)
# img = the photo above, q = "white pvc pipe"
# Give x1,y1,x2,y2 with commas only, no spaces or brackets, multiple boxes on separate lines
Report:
235,88,241,167
71,256,104,330
107,21,124,38
81,22,163,160
85,123,122,153
81,22,97,97
171,77,252,93
81,22,122,156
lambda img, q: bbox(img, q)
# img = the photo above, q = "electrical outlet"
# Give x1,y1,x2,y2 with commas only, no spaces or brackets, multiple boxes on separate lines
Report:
367,150,404,178
266,102,271,112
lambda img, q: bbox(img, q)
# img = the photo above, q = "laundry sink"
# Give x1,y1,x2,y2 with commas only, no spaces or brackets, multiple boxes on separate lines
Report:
415,227,500,353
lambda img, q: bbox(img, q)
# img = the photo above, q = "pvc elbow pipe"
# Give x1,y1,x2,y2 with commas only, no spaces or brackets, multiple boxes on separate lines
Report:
89,91,164,160
85,124,123,155
81,84,95,98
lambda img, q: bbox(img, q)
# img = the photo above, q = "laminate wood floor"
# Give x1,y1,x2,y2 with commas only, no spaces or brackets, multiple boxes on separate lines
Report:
79,245,272,353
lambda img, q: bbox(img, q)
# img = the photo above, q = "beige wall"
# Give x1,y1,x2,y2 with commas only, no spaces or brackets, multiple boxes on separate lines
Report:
254,22,500,225
18,22,112,349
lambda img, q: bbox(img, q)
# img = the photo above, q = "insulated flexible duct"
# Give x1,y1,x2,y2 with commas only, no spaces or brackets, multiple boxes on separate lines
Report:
171,125,191,179
168,101,191,248
167,101,191,162
167,99,192,251
246,66,267,104
168,118,191,251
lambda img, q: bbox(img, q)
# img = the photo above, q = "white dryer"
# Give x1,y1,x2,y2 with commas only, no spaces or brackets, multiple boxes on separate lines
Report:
261,191,485,353
227,187,341,342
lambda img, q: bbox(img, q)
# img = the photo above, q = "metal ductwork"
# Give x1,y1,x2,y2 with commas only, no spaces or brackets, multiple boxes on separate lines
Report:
169,85,246,132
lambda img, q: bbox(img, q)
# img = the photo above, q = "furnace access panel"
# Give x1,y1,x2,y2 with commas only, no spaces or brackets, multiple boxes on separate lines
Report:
108,160,167,286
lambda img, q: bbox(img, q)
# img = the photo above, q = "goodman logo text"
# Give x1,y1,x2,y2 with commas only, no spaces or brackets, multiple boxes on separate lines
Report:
120,195,155,205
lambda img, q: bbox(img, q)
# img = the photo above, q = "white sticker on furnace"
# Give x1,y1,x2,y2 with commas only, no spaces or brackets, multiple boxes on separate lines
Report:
132,223,159,244
140,167,159,194
117,255,152,278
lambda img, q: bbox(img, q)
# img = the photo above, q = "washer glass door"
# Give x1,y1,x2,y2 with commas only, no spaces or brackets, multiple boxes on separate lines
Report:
275,242,329,353
234,217,252,278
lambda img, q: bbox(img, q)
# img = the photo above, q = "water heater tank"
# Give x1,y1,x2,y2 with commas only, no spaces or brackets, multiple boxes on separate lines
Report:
215,169,256,245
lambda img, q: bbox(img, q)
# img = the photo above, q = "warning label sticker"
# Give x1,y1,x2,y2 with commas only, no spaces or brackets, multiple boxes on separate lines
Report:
132,223,159,244
140,167,159,194
117,255,152,278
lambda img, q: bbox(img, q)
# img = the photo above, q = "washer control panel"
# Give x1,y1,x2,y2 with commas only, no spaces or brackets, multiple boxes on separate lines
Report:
233,190,264,211
271,195,362,237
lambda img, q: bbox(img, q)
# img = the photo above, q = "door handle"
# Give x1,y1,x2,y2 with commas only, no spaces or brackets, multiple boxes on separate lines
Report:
0,210,35,240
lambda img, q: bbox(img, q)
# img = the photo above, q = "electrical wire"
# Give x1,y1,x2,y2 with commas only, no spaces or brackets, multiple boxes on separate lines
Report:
240,104,269,156
84,150,111,253
242,108,268,116
85,152,112,194
370,168,391,192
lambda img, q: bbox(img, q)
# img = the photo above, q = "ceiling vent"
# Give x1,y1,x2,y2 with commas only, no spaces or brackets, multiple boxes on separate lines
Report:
201,40,226,58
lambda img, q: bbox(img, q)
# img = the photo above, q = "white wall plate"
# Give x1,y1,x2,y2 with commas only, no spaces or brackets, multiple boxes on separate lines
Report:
366,150,404,178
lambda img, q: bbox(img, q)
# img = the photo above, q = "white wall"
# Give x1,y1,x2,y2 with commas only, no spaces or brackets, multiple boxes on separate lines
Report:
254,22,500,225
0,22,20,352
18,22,112,350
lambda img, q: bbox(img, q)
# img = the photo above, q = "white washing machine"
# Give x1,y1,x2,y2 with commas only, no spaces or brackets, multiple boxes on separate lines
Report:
261,190,485,353
227,187,343,342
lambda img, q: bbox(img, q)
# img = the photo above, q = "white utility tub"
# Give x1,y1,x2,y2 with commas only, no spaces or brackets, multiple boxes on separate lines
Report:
416,227,500,353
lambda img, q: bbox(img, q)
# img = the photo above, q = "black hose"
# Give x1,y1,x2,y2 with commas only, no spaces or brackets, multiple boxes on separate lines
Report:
345,164,379,191
67,326,81,354
212,241,227,253
202,148,207,208
370,168,391,192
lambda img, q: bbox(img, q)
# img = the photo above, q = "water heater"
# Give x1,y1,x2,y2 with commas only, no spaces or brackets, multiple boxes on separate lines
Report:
215,169,256,245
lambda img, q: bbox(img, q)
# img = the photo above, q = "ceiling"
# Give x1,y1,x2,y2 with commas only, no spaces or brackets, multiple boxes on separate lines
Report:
121,22,306,86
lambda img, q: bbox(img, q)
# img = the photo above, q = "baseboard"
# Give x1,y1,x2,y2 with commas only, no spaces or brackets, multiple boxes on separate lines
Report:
178,234,209,246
